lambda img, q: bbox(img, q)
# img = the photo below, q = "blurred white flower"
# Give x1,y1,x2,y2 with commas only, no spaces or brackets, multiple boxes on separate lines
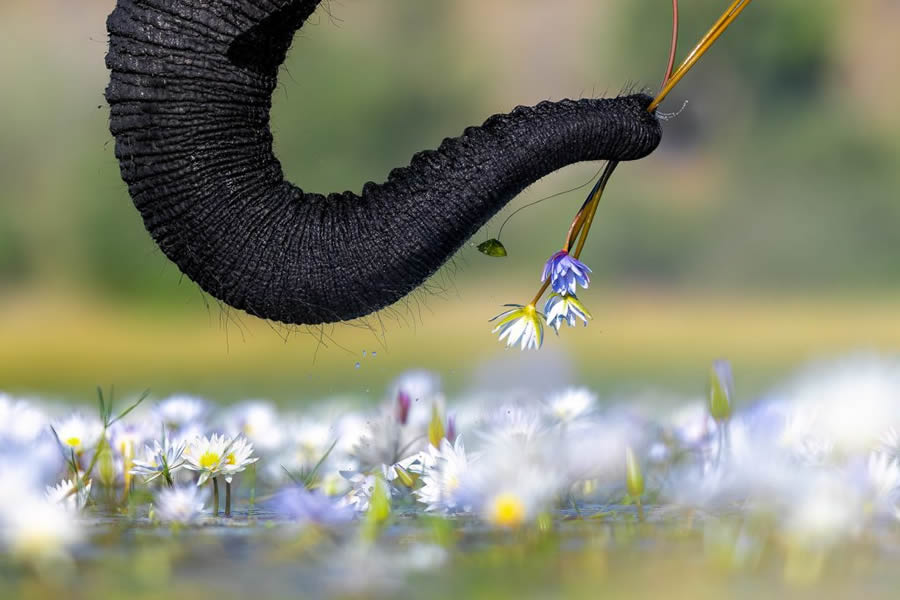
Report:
340,472,391,513
561,412,647,486
0,395,48,443
478,401,544,447
389,370,443,428
864,451,900,517
353,412,425,471
108,421,155,468
53,413,102,455
269,487,354,525
775,357,900,456
878,427,900,459
783,474,863,549
416,436,469,513
545,387,596,423
0,494,83,561
222,401,285,453
154,395,209,431
459,432,562,528
154,485,208,523
45,479,91,513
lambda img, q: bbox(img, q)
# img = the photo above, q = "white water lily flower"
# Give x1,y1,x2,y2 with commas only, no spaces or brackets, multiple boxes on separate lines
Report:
154,485,208,523
53,413,103,455
184,434,258,485
131,437,186,482
220,435,259,483
490,304,544,351
183,433,232,485
45,479,92,513
543,293,592,332
415,436,470,513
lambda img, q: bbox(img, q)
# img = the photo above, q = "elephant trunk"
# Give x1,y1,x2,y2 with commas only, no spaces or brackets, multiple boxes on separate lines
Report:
105,0,662,325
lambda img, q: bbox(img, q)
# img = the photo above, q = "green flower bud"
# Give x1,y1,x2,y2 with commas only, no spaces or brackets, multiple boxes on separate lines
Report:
427,403,445,448
708,359,735,422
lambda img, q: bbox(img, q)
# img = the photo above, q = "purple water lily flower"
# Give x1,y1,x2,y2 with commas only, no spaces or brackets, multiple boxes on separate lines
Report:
541,250,591,296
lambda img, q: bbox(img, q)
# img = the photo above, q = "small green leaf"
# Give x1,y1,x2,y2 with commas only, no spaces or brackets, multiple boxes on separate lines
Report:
303,438,338,489
363,476,391,542
477,238,508,257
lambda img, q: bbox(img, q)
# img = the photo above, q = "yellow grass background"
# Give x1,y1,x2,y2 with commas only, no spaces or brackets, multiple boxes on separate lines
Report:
4,288,899,404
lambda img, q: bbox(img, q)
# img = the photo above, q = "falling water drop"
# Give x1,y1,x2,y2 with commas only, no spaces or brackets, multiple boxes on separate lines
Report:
362,350,367,357
371,351,377,358
354,362,360,369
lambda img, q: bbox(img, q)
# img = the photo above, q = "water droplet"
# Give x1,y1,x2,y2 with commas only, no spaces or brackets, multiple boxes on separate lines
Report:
354,362,360,369
371,351,377,357
362,350,367,357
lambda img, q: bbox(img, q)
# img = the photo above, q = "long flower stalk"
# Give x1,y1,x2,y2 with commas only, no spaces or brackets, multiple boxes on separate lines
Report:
513,0,753,334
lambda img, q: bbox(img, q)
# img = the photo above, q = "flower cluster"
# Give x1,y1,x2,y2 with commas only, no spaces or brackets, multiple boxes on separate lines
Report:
4,357,900,585
491,250,593,350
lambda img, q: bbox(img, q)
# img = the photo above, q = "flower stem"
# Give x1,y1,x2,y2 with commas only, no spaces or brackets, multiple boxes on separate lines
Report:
571,161,618,260
661,0,679,92
562,202,589,253
529,279,551,308
648,0,753,112
212,477,220,517
225,480,232,518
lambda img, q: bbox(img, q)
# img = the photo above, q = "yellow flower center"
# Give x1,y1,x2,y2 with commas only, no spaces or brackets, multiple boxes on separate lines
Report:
65,437,81,448
199,451,221,469
226,453,236,465
490,493,525,528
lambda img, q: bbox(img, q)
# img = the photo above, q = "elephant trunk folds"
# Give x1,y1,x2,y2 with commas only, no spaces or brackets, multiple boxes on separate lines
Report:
105,0,662,325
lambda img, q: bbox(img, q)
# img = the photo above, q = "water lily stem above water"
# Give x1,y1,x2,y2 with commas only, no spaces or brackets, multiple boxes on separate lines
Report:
225,481,232,518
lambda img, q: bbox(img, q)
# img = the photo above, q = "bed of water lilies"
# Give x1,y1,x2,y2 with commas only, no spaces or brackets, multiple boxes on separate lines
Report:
4,356,900,599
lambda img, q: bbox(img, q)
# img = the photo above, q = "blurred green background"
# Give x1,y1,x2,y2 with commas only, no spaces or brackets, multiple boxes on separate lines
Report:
1,0,899,405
